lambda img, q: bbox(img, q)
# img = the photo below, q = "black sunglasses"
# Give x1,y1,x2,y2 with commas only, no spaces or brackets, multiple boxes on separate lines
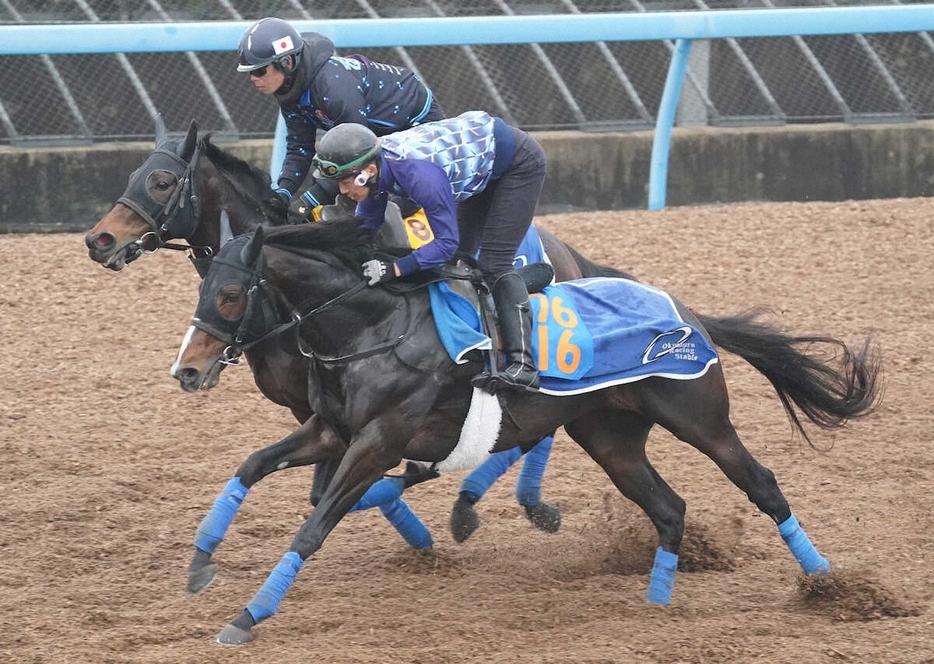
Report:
249,66,269,78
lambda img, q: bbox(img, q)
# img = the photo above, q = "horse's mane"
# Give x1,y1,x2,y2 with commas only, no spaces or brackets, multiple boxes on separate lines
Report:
201,135,276,203
264,216,378,270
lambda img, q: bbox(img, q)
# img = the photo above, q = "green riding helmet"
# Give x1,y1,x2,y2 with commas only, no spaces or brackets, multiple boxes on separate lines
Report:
313,124,382,180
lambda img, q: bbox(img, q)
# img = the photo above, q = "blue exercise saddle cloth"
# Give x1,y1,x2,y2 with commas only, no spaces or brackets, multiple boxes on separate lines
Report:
429,276,719,396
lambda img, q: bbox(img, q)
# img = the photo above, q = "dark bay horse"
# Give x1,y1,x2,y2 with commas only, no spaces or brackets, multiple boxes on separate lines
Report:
171,221,882,644
82,117,618,543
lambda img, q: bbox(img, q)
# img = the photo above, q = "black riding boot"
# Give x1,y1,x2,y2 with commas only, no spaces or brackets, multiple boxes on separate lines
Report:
490,271,540,392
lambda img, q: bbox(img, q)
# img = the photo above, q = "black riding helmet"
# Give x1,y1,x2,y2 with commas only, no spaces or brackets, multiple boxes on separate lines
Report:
237,17,303,73
313,124,382,180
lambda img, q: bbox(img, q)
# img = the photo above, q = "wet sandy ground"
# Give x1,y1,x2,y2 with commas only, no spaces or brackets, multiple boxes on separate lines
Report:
1,198,932,663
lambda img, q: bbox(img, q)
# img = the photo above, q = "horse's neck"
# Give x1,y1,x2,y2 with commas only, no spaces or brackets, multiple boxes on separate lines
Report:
195,158,266,251
269,250,411,356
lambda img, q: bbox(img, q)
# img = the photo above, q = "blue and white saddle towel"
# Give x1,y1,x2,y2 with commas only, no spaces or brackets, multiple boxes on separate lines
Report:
429,276,719,396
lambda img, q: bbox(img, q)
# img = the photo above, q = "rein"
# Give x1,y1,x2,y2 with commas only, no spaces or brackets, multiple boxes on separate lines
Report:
240,281,374,360
199,255,380,365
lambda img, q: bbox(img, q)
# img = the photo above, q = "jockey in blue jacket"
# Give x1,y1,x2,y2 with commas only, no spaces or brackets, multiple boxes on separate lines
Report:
312,111,546,393
236,17,444,222
238,21,556,544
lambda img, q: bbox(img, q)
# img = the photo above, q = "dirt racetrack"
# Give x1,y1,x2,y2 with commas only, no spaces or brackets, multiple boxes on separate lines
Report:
2,198,933,663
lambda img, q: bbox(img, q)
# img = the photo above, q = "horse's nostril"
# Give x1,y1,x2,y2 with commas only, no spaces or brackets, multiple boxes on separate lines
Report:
176,366,198,382
95,233,115,249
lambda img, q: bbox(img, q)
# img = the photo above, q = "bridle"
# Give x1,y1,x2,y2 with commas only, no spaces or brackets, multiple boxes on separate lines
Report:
190,252,388,366
116,141,207,264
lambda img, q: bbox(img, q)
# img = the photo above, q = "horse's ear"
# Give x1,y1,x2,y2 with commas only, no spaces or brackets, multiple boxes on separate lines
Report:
178,119,198,160
219,210,234,247
241,227,265,267
154,113,167,146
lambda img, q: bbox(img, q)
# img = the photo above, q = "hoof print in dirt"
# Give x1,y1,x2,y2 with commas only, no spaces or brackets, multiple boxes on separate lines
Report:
677,530,736,573
797,569,921,621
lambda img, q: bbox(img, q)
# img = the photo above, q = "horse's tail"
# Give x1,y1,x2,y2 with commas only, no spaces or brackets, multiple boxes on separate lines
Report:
697,308,884,442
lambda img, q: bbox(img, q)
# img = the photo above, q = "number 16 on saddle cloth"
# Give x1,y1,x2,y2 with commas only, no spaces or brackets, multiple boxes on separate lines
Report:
529,278,719,396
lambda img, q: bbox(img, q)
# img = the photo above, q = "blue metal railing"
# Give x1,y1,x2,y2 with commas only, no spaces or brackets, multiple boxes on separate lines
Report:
2,5,932,208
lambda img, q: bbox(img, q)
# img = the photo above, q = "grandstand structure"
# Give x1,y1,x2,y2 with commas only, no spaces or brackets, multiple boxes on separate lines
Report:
1,0,933,144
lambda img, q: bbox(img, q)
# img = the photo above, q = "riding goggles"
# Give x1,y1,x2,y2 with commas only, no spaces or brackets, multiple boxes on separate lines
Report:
312,143,381,180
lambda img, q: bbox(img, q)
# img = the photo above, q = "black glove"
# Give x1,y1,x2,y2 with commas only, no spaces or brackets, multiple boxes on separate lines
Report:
267,188,292,223
288,183,334,224
362,258,397,286
288,193,317,224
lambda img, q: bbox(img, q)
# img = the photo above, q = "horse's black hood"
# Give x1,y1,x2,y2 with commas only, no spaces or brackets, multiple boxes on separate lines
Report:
275,32,335,106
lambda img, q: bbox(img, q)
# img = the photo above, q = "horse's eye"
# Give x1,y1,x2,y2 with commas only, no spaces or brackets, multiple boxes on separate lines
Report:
216,284,247,321
146,169,178,204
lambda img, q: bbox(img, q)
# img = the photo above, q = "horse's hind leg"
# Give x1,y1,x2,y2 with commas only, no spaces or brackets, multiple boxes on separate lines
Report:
564,412,686,605
645,371,831,576
696,426,830,575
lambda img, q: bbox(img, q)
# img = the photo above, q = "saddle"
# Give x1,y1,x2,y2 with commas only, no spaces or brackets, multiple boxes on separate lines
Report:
333,198,554,383
386,257,553,388
385,258,552,295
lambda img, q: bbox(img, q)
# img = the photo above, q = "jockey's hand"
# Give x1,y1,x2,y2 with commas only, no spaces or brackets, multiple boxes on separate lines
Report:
288,185,331,224
288,196,317,224
362,258,397,286
267,188,291,223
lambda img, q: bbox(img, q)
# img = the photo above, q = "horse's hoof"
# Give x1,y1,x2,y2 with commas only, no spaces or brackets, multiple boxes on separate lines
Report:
524,502,561,533
450,497,480,543
187,562,218,594
216,623,254,646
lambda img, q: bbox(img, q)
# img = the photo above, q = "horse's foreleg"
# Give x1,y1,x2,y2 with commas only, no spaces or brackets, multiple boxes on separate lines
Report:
216,422,411,645
309,458,339,507
564,412,685,605
310,447,433,546
348,474,434,550
451,446,522,542
188,415,343,595
515,435,561,533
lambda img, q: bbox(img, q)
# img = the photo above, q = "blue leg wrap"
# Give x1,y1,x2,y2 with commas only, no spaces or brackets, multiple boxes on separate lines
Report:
778,513,831,575
515,436,554,506
349,477,404,512
380,499,434,549
646,547,679,605
245,551,304,623
193,477,249,555
460,447,522,502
